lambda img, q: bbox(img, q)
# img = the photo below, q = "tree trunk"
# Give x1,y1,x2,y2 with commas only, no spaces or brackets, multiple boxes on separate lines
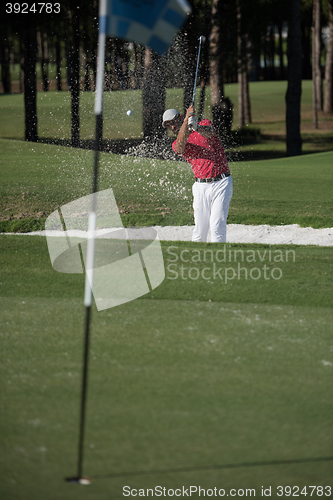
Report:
210,0,224,119
43,33,49,91
133,44,144,89
238,71,245,128
142,48,154,137
278,21,285,79
244,70,251,124
91,44,97,91
263,35,268,80
1,33,11,93
270,25,275,78
110,40,117,90
312,0,322,128
286,0,302,156
55,36,62,91
37,31,49,91
142,48,166,139
82,21,92,92
237,0,251,128
65,41,71,90
114,39,124,90
301,23,312,79
237,0,244,128
84,49,91,91
20,38,24,93
210,0,233,136
69,5,80,147
324,0,333,113
22,23,38,142
104,41,112,91
315,0,323,109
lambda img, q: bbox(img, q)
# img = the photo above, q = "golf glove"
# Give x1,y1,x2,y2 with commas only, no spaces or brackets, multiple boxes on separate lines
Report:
188,115,198,132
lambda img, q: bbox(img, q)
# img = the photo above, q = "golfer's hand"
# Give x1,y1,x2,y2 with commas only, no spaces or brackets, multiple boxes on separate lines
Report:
185,106,195,121
188,116,198,131
186,106,197,131
174,106,194,154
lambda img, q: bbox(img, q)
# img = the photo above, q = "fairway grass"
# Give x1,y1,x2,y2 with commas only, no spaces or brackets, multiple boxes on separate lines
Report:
0,82,333,168
1,81,333,145
0,235,332,499
1,139,333,231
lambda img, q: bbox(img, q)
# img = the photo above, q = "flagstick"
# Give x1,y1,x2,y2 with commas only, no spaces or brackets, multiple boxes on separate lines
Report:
64,0,191,484
66,0,106,484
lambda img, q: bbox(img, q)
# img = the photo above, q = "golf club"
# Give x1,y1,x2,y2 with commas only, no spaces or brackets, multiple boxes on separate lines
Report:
192,35,206,107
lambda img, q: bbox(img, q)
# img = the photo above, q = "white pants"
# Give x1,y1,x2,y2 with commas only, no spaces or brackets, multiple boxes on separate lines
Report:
192,176,233,243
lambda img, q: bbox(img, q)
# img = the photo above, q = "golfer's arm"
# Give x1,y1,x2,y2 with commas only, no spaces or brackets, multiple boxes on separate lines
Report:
174,119,191,154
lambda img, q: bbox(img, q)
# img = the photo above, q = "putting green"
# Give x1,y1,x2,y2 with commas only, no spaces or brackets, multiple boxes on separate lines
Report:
0,235,332,499
0,296,332,499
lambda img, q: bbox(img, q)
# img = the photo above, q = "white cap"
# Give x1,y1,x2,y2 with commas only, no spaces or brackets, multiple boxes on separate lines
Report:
162,109,180,128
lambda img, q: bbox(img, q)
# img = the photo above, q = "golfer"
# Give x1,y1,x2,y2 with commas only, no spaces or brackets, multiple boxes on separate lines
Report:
162,105,233,243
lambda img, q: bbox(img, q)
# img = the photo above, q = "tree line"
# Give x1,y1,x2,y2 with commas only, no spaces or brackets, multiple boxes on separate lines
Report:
1,0,332,156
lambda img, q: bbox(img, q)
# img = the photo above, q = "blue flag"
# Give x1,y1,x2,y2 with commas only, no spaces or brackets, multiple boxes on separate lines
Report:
100,0,191,55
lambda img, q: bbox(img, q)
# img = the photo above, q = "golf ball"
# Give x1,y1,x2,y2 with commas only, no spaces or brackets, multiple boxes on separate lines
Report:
127,110,133,116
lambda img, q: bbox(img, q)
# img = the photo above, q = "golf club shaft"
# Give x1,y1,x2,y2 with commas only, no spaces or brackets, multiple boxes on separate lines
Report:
192,37,203,106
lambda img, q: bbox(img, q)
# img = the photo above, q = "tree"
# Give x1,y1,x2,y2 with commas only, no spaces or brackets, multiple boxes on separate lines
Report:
55,35,63,91
277,20,286,79
37,31,49,91
0,25,11,93
324,0,333,113
286,0,303,156
210,0,223,124
237,0,251,128
301,0,313,79
82,4,98,92
312,0,322,128
142,48,166,139
67,1,81,147
210,0,234,136
22,21,38,142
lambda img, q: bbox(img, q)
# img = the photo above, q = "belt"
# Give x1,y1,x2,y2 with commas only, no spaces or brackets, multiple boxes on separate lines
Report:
195,172,230,183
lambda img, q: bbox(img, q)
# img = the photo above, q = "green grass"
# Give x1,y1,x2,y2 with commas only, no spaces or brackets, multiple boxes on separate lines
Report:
0,235,332,499
5,62,88,85
1,138,333,231
230,151,333,227
1,237,332,308
1,80,332,499
0,90,143,141
1,81,333,157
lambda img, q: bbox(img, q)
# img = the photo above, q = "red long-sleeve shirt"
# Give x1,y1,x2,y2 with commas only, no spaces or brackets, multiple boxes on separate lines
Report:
172,119,230,179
